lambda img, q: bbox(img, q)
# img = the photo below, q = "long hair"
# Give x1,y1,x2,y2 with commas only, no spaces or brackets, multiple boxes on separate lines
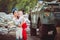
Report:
12,8,18,14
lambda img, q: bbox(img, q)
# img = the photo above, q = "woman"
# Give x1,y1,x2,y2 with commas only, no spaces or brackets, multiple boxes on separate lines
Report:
12,8,23,40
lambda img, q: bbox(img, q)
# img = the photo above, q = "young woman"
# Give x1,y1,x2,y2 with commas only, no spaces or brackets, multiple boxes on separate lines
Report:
12,8,23,40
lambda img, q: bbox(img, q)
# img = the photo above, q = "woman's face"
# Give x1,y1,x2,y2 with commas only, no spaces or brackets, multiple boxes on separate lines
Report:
14,11,18,17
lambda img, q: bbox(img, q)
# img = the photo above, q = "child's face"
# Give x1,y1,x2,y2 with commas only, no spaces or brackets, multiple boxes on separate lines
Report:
18,11,23,17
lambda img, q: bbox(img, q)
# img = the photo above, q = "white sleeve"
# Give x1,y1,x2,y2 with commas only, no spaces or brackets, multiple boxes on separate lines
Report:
19,16,24,24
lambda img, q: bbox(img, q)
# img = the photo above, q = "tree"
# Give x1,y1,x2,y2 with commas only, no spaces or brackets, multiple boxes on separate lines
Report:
0,0,9,13
0,0,17,13
15,0,37,13
44,0,54,2
0,0,37,13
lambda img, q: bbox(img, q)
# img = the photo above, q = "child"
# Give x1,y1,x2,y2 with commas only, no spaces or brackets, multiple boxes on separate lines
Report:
18,10,27,40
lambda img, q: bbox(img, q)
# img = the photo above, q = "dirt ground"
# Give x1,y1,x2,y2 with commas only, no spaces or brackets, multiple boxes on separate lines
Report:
0,27,60,40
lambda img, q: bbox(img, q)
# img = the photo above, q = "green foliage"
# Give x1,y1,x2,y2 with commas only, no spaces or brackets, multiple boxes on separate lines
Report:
0,0,37,13
15,0,37,12
44,0,53,2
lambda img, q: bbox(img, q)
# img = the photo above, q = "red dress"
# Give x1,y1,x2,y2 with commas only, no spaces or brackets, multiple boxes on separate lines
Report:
22,23,27,40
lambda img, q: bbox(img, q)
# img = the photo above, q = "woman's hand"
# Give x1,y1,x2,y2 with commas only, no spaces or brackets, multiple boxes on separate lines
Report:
18,24,21,27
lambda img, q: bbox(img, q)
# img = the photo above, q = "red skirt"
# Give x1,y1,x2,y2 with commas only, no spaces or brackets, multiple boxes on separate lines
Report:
22,29,27,40
22,23,27,40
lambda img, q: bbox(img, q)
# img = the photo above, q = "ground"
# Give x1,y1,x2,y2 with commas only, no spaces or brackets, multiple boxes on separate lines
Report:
0,27,60,40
